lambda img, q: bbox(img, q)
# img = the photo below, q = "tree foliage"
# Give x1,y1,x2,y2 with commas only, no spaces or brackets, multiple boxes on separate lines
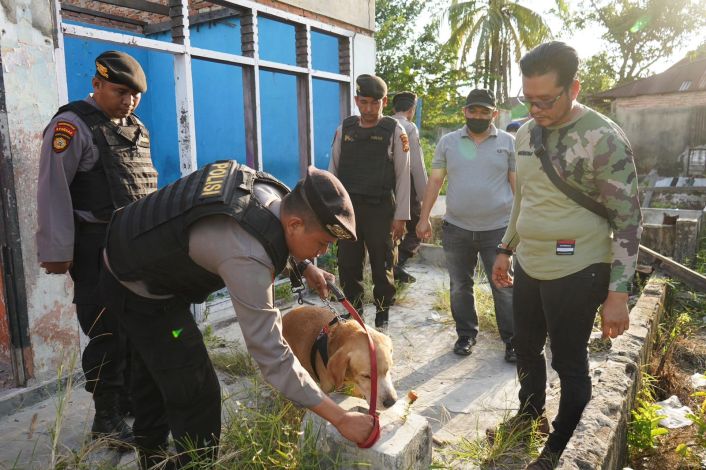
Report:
375,0,474,131
567,0,706,84
446,0,558,103
578,52,616,114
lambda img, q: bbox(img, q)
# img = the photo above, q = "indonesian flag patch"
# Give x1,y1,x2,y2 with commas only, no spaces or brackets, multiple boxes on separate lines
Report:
52,121,77,153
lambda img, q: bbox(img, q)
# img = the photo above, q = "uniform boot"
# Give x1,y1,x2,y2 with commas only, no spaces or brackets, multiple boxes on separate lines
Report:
375,309,389,331
138,442,175,470
393,255,416,284
92,391,136,446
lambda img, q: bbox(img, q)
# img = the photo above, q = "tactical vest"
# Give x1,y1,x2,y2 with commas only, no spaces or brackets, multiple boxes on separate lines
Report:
58,100,158,220
337,116,396,199
106,161,291,303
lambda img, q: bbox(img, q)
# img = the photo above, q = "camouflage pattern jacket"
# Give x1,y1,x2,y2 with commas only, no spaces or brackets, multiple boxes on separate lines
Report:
502,104,642,293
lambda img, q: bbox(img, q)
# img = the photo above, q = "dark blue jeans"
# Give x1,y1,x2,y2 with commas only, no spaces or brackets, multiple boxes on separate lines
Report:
512,261,610,453
441,222,514,343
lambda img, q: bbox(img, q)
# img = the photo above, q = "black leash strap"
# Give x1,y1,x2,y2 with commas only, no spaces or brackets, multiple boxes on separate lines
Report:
531,125,617,229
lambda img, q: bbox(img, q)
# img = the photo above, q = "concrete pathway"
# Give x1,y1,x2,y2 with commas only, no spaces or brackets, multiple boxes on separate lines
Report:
0,246,560,469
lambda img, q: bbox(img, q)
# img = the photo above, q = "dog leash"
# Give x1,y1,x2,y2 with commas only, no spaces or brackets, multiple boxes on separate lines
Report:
325,280,381,449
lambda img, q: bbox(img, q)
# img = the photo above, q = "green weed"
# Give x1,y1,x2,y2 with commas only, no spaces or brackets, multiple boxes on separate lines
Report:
628,372,668,454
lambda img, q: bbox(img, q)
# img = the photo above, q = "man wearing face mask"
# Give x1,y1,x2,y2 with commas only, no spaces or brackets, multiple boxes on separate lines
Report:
416,89,516,361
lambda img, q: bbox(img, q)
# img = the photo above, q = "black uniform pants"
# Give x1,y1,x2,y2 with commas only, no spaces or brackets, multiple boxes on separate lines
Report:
398,184,421,263
337,195,396,313
98,263,221,467
70,224,127,395
512,261,609,453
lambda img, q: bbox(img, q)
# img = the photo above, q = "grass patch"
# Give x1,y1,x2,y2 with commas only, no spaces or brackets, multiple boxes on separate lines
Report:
430,280,499,336
184,380,352,469
274,281,294,304
209,341,258,379
436,413,543,468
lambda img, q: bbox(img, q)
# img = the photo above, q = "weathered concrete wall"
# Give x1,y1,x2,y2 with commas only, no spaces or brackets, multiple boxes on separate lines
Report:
558,276,668,469
1,0,80,383
613,92,706,174
273,0,374,32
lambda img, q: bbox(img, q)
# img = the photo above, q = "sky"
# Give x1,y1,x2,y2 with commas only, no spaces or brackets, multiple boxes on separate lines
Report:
433,0,706,94
520,0,706,73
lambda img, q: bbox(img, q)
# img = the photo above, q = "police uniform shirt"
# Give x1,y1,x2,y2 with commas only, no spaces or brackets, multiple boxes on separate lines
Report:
36,96,126,263
105,183,327,408
328,120,412,221
392,112,427,202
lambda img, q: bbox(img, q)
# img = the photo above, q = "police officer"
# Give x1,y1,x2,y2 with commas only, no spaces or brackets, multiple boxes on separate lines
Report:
329,75,411,330
390,91,427,284
97,163,374,468
36,51,158,444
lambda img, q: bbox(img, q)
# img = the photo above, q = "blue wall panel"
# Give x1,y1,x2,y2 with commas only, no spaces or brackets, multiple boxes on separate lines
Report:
189,17,242,55
192,59,246,167
312,79,341,171
259,70,299,187
63,32,181,187
311,31,339,73
258,17,296,66
64,19,345,189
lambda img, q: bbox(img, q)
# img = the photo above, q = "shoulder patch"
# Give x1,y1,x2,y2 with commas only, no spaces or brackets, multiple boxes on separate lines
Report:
400,133,410,153
52,121,78,153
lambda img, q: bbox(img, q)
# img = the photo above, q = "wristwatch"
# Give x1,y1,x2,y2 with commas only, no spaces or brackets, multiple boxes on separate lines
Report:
495,244,513,256
296,259,312,274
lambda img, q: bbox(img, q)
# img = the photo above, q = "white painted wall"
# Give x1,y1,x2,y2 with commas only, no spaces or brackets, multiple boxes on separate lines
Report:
1,0,80,384
279,0,374,32
350,33,376,115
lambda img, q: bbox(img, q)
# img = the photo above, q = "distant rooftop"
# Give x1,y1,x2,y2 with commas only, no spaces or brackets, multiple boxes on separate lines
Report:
593,56,706,99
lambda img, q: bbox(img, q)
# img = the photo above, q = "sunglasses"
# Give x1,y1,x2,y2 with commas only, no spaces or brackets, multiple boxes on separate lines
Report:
518,89,566,110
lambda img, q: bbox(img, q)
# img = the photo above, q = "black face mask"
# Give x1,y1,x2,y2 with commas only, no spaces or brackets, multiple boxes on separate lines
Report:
466,118,491,134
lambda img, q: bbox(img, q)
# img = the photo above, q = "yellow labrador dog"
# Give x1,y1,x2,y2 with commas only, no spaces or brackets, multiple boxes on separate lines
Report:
282,306,398,409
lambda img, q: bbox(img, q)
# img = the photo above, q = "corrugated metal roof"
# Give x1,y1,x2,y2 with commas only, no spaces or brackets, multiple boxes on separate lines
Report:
593,57,706,99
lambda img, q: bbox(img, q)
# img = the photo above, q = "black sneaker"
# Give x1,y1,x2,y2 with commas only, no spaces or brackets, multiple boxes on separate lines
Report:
525,446,561,469
393,265,416,283
453,336,476,356
504,343,517,363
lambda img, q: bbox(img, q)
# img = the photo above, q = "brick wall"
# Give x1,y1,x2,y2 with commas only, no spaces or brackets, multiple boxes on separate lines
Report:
60,0,371,36
615,90,706,110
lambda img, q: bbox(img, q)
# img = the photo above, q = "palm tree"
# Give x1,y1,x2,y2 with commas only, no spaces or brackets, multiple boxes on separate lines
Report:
447,0,560,102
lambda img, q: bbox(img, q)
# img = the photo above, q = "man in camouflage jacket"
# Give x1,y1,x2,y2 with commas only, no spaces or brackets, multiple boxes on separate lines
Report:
491,41,642,469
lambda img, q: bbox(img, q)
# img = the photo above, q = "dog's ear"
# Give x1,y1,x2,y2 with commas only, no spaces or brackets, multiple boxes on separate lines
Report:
327,350,350,389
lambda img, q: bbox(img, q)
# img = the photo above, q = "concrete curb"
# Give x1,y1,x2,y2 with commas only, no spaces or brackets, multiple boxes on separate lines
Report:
0,370,84,420
557,276,668,469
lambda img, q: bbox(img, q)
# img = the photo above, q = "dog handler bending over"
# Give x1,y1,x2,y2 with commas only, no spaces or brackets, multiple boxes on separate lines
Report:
98,163,373,469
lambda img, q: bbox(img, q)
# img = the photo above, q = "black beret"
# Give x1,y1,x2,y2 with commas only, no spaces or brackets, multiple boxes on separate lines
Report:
302,166,356,241
95,51,147,93
392,91,417,109
465,88,495,108
355,74,387,100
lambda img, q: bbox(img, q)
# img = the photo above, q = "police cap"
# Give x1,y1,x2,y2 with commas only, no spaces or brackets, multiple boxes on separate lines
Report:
355,74,387,100
95,51,147,93
392,91,417,110
302,166,356,241
464,88,495,108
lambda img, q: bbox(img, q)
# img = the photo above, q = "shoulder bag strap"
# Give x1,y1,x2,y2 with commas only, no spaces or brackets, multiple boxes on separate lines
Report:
531,125,617,229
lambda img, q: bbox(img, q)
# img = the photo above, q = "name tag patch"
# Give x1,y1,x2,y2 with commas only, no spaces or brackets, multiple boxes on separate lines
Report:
556,239,576,255
518,150,533,156
200,161,233,198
